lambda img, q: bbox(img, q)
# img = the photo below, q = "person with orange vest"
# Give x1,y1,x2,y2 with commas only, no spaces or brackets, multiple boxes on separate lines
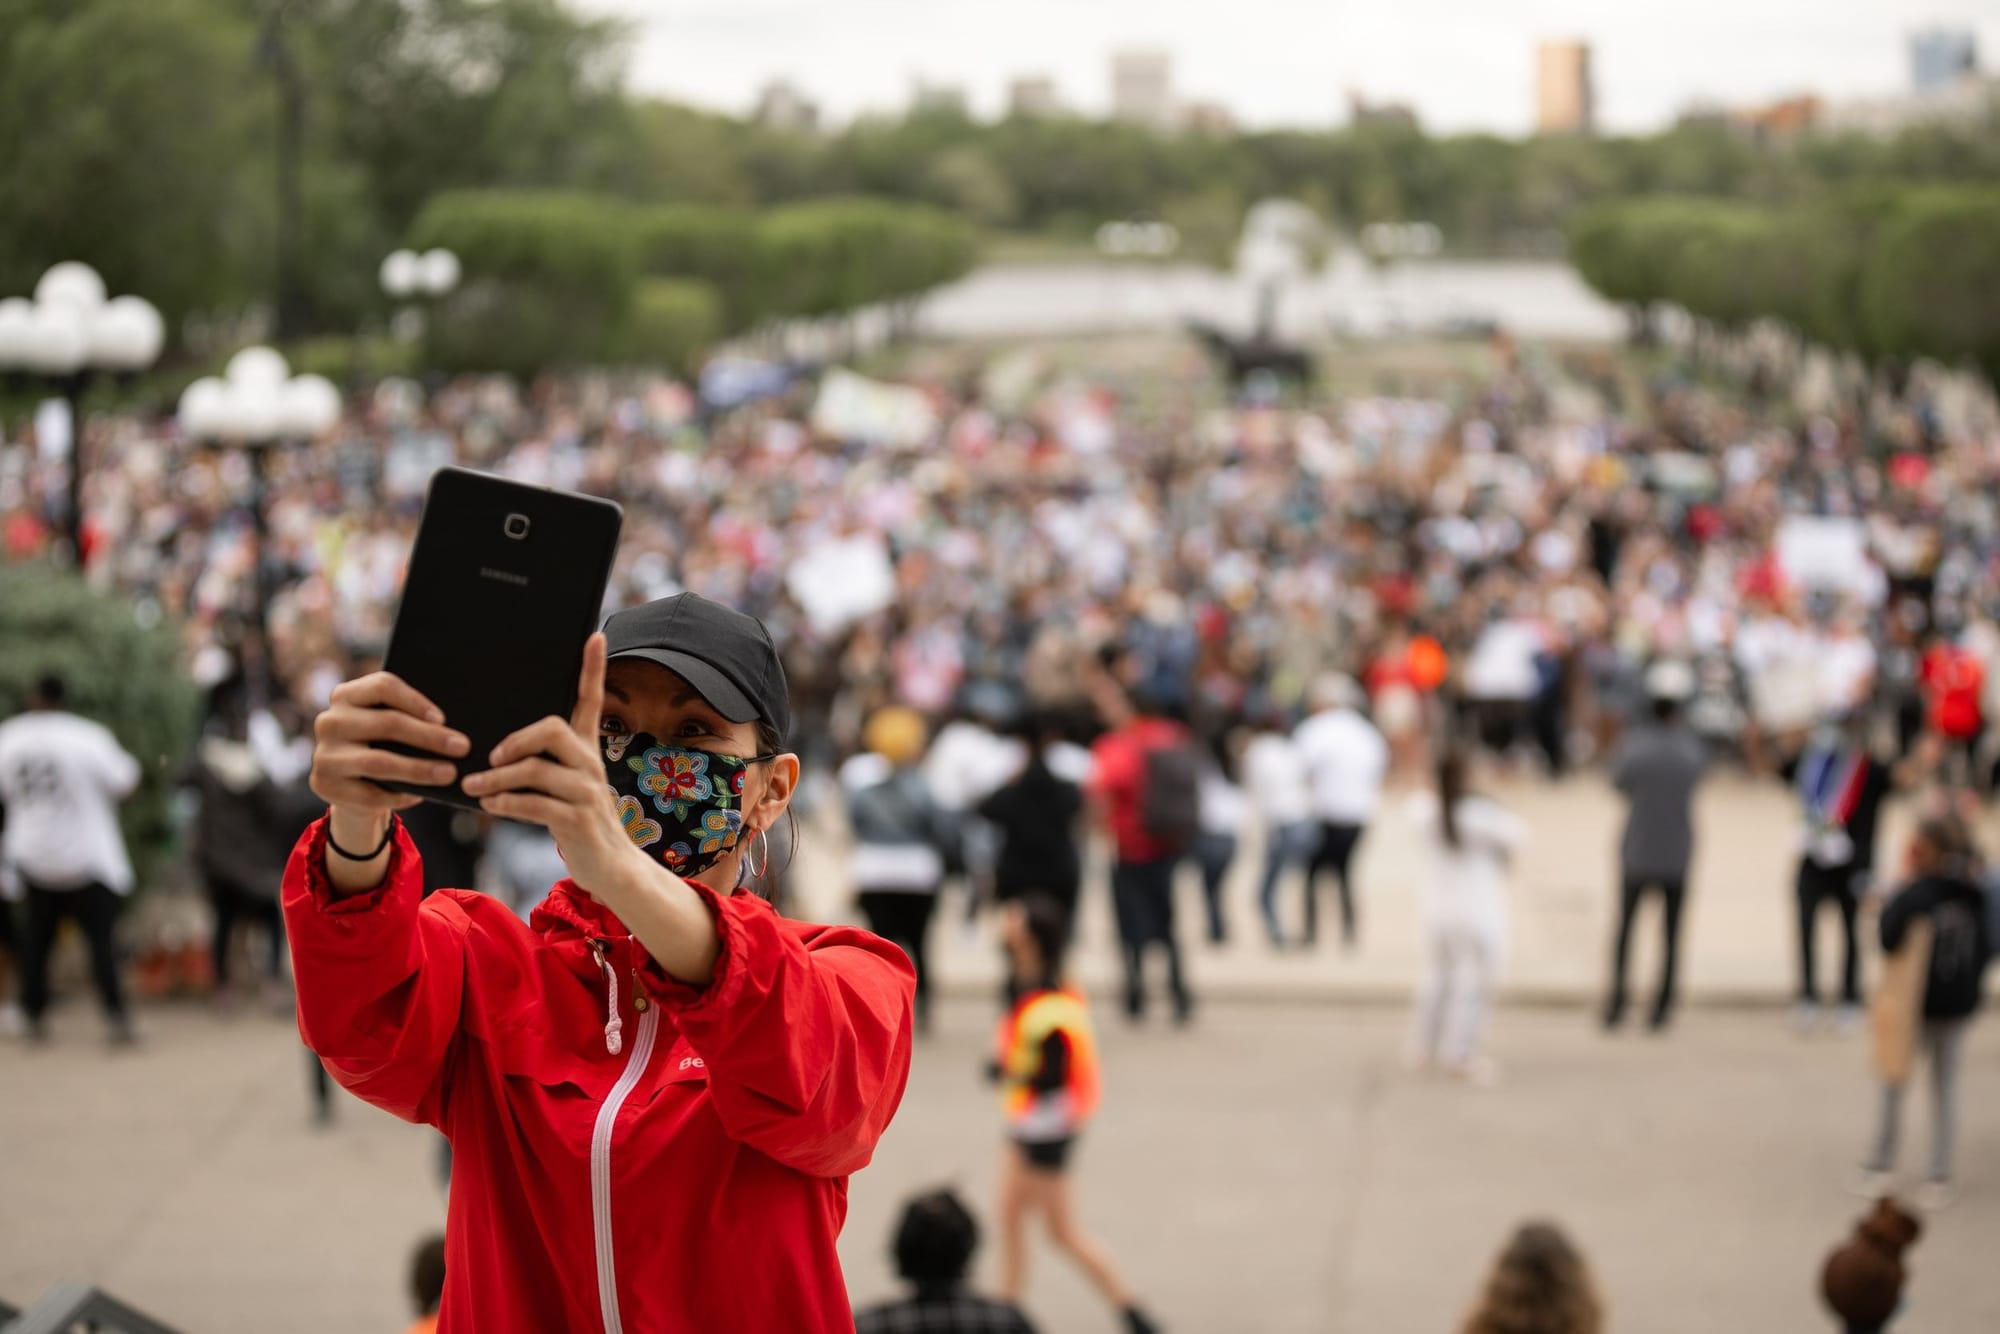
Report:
992,894,1160,1334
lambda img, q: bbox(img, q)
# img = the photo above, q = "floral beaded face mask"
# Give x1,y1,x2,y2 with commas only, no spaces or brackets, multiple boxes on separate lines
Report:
602,732,771,879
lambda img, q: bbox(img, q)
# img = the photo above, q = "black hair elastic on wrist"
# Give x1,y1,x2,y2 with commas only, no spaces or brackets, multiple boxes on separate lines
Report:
327,814,399,861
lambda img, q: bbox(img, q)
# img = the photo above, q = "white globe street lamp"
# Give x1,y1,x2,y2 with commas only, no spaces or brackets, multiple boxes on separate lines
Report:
379,246,461,349
0,262,166,564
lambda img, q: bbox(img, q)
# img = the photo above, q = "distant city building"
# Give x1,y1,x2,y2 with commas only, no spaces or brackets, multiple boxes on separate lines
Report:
1911,26,1978,94
1740,94,1821,137
910,78,969,117
1347,91,1420,129
1111,49,1175,129
752,78,819,133
1535,39,1594,135
1822,77,1999,136
1677,94,1822,141
1008,74,1063,118
1180,99,1237,136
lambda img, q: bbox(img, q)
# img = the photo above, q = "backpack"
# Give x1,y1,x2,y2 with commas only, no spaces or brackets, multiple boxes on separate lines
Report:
1139,738,1201,852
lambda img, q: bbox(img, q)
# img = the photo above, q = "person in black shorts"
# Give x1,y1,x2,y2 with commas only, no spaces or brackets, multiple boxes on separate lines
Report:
992,895,1160,1334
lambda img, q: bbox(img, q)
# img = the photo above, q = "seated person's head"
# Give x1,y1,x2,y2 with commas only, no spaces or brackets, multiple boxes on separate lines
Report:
893,1188,979,1288
410,1233,446,1316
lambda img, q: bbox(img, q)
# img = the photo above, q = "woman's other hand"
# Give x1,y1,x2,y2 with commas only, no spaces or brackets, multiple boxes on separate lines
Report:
463,634,645,902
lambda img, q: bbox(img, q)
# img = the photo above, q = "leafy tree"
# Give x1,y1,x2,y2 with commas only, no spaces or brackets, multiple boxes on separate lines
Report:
0,0,267,328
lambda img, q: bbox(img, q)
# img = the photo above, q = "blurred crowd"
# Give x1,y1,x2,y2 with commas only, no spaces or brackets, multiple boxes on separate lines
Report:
6,337,2000,794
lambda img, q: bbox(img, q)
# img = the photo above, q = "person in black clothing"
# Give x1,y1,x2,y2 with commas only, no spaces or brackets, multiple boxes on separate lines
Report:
977,713,1084,931
191,679,322,1008
853,1189,1040,1334
1784,714,1909,1033
1859,814,1992,1209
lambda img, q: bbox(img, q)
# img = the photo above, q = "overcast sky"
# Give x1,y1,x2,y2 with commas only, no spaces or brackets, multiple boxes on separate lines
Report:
577,0,2000,134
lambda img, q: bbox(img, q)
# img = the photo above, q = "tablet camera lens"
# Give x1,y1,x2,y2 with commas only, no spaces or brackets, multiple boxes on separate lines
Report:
504,513,531,540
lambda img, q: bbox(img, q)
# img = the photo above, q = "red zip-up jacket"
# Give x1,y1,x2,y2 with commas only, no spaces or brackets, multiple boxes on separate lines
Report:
282,817,916,1333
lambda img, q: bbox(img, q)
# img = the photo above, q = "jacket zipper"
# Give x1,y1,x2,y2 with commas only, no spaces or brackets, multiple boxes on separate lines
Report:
590,953,660,1334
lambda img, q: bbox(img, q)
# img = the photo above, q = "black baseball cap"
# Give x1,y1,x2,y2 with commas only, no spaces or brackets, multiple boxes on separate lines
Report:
603,593,791,740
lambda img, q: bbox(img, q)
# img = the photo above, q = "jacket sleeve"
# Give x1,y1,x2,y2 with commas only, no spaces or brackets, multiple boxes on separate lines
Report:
1879,882,1931,954
281,816,469,1127
651,882,916,1178
89,723,142,798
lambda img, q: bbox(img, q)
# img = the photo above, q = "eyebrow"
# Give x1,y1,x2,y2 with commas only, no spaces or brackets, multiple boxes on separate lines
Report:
603,675,723,718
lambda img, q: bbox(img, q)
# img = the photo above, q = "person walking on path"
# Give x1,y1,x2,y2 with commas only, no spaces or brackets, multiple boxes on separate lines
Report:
1191,719,1246,947
1784,711,1907,1035
1241,707,1315,948
1293,675,1387,950
1602,667,1708,1032
993,896,1160,1334
1406,750,1525,1085
978,712,1085,930
843,706,954,1034
854,1188,1040,1334
1857,814,1992,1211
1088,685,1196,1024
287,592,915,1332
0,674,141,1045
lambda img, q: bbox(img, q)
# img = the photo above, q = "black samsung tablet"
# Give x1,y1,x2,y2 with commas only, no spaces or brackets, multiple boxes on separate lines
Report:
375,467,623,810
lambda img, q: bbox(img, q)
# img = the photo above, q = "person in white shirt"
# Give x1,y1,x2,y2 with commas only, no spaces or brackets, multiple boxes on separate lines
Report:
1241,710,1315,948
0,675,142,1044
1192,725,1247,946
1405,749,1525,1084
1292,675,1388,949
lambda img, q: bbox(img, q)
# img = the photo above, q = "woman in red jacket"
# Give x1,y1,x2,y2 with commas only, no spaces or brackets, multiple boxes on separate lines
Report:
286,592,916,1333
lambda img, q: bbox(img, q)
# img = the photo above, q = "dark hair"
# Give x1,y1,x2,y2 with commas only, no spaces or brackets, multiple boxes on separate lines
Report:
1913,812,1977,879
892,1188,979,1284
32,674,66,708
1822,1199,1921,1332
409,1233,446,1316
1436,748,1468,850
1462,1221,1603,1334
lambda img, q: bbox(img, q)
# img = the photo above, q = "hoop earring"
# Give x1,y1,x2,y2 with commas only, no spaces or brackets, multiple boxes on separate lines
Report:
745,828,770,881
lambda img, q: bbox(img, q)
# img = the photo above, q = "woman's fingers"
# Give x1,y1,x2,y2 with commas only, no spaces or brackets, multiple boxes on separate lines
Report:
319,744,461,790
462,755,597,801
475,790,573,829
318,704,469,758
490,714,597,771
570,633,607,745
333,672,445,723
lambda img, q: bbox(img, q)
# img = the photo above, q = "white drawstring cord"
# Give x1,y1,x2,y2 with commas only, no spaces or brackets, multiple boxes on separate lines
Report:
594,942,624,1056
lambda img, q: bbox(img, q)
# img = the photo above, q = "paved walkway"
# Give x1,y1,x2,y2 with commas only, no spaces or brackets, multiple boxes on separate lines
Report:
6,770,1999,1332
796,769,1995,1007
3,1000,1996,1333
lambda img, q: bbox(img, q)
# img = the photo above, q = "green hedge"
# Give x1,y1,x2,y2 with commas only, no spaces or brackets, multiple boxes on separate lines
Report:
396,190,979,376
0,564,200,891
617,278,723,376
1569,187,2000,383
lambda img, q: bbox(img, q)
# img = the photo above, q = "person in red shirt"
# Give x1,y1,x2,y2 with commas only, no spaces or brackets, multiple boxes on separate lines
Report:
1919,632,1985,790
1087,683,1195,1025
287,593,916,1333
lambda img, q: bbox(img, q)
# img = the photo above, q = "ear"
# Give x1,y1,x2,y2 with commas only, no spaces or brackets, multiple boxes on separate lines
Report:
747,754,800,834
